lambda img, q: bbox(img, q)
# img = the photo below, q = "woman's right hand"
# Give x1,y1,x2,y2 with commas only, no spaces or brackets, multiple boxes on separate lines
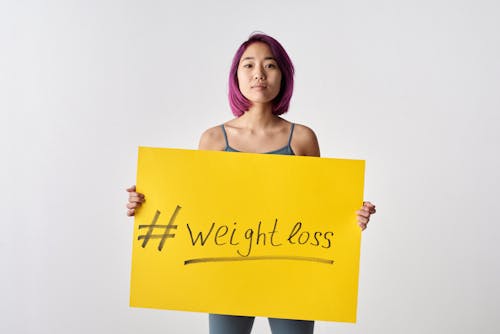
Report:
126,185,145,216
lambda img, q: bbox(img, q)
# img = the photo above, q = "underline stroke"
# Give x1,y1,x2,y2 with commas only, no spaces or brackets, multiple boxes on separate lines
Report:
184,256,334,265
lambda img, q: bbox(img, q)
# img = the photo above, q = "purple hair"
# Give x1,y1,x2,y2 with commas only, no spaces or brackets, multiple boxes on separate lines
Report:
228,33,295,117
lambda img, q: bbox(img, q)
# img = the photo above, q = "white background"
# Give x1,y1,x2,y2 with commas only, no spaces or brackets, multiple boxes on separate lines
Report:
1,0,499,333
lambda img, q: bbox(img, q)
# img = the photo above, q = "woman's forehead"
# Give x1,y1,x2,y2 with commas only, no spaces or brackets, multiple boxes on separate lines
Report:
241,42,274,59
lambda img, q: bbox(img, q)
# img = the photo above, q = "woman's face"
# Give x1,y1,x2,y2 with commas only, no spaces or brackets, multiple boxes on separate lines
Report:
237,42,282,106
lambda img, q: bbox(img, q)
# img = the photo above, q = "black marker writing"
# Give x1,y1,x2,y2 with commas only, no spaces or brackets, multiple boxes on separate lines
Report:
288,222,334,247
138,206,336,264
185,219,333,258
184,256,334,265
138,205,181,251
186,222,215,246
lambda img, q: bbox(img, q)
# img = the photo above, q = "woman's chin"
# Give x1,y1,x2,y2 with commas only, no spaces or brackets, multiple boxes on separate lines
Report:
244,94,278,105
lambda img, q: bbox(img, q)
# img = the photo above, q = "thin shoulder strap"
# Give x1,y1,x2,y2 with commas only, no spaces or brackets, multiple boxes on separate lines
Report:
220,124,229,147
287,123,295,147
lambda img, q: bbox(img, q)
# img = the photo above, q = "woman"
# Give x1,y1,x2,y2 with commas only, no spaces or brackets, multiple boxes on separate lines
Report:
126,33,376,334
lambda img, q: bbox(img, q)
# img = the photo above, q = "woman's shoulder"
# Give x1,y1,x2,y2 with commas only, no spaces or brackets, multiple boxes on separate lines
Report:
290,122,321,157
198,124,226,150
292,123,317,138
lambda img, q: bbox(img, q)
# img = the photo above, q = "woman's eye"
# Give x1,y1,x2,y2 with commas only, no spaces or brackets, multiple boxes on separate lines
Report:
265,63,277,69
243,64,253,68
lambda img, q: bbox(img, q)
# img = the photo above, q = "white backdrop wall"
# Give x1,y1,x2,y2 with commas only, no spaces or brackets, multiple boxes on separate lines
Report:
1,1,499,333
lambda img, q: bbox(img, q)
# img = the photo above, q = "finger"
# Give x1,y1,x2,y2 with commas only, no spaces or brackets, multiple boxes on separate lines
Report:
128,192,145,198
363,201,375,209
357,216,369,224
358,222,367,231
128,194,145,203
127,209,135,216
127,202,142,209
126,185,136,192
363,201,376,213
356,209,370,218
128,198,144,206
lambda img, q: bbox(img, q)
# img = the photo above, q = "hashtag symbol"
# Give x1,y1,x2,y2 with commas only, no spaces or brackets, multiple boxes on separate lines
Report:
138,205,181,251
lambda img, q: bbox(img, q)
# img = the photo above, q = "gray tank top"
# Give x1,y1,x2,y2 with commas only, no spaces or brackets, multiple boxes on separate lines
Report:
221,123,295,155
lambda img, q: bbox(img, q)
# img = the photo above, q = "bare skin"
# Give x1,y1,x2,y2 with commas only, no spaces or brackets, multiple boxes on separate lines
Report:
126,41,376,229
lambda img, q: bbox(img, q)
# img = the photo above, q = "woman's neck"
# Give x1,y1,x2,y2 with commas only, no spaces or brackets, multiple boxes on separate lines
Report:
237,103,279,130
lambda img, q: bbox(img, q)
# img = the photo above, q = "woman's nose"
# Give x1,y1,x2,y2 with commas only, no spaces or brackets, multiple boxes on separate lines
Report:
254,71,265,80
254,72,264,80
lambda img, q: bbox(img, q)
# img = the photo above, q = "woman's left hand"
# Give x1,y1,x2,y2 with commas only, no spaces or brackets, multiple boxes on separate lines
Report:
357,201,376,231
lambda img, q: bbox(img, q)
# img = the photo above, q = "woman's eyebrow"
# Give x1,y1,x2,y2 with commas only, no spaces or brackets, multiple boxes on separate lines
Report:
241,56,277,61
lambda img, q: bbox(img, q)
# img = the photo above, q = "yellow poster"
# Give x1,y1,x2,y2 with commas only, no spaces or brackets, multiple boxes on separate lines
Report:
130,147,365,323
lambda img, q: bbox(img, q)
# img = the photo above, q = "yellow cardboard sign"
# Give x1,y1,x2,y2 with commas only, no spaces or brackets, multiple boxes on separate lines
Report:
130,147,365,323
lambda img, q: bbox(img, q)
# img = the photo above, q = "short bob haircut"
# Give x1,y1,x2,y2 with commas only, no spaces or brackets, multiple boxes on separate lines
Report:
228,33,295,117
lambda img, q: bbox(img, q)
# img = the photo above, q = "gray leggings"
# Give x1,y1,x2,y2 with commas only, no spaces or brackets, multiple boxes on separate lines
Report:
209,314,314,334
